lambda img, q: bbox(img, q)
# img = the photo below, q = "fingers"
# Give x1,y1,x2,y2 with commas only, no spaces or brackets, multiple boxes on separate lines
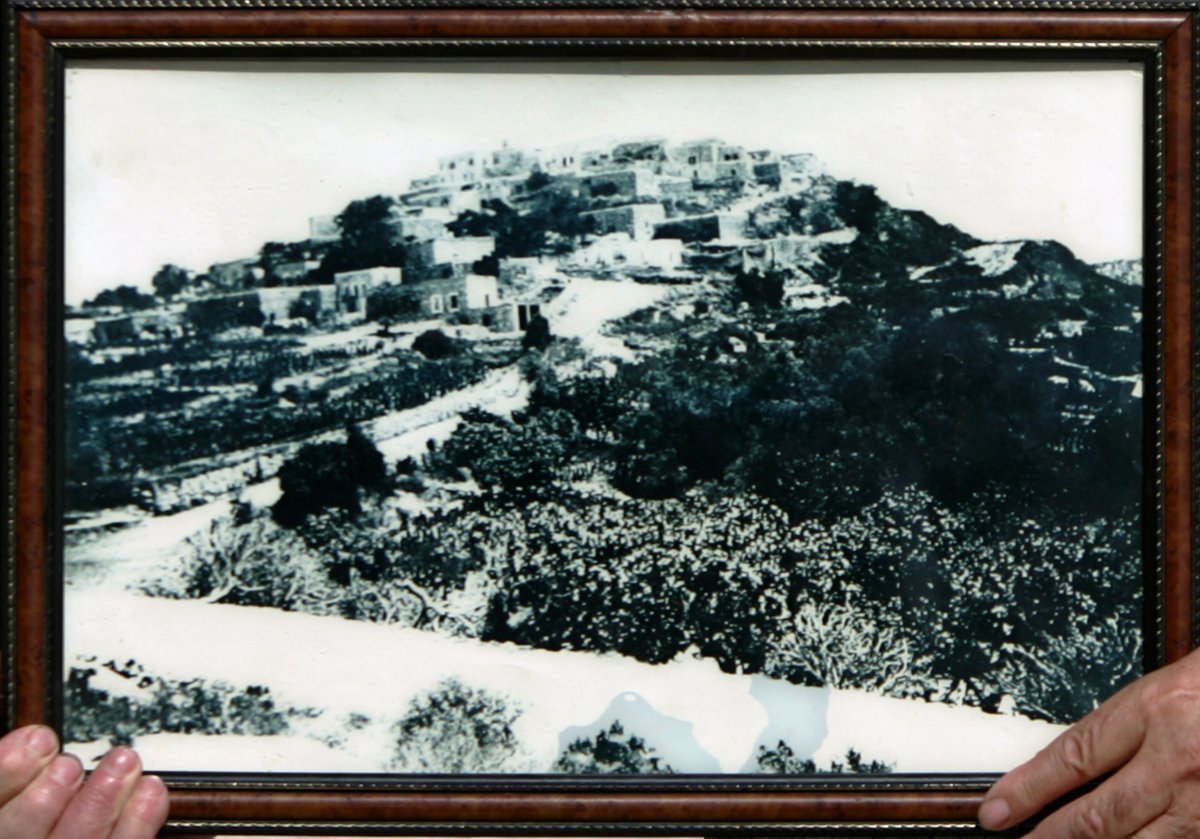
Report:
0,753,85,837
48,746,144,839
110,775,169,839
979,683,1146,831
0,725,61,806
1130,812,1195,839
1018,757,1170,839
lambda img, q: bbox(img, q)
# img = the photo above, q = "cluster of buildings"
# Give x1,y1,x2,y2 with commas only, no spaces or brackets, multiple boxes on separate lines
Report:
68,137,830,346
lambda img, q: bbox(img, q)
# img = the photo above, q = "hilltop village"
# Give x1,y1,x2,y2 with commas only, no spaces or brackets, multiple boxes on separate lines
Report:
65,134,1142,520
67,137,835,347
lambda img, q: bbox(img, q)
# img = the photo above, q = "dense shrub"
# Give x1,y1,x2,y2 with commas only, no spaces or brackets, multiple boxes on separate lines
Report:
272,425,389,526
412,329,462,360
64,659,302,747
390,679,522,772
733,269,786,308
435,408,580,499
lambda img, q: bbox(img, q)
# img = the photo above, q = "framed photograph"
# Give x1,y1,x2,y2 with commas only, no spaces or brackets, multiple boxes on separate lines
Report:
3,0,1196,834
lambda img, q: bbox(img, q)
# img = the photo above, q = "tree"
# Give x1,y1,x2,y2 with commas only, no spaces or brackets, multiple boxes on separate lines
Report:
525,168,553,191
87,285,157,311
733,268,786,309
272,425,390,527
448,188,592,260
317,196,407,279
438,408,579,498
151,264,190,299
522,314,553,352
835,181,884,232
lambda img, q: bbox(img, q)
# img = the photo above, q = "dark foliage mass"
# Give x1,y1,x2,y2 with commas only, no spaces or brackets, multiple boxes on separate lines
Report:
521,314,554,352
65,659,302,747
87,284,158,311
412,329,462,360
151,264,190,299
448,189,594,258
273,425,389,526
315,195,407,282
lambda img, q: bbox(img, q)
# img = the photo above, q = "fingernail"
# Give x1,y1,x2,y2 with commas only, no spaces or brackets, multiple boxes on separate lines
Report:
132,775,166,805
127,775,169,822
978,796,1011,830
101,747,140,777
138,774,165,793
47,755,83,786
24,725,58,757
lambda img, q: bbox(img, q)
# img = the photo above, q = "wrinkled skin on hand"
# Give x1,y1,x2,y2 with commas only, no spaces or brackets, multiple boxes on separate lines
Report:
0,724,201,839
979,648,1200,838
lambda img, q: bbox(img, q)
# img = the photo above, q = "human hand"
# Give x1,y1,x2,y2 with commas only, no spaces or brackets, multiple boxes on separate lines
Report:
0,724,169,838
978,647,1200,837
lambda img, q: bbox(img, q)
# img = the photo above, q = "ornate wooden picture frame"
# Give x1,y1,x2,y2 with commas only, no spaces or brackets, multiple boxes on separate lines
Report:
4,0,1197,834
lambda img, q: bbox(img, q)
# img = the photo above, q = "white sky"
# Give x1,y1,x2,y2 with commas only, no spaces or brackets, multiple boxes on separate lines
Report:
64,59,1144,305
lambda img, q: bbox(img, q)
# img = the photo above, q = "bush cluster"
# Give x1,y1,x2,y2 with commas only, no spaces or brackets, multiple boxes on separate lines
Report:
64,659,303,747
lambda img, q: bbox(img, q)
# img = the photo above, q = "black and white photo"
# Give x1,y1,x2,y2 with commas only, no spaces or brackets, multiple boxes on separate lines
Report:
60,59,1145,775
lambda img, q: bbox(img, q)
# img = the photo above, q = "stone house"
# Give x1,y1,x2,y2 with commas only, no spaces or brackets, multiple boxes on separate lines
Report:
334,266,402,319
666,140,751,183
415,274,501,318
207,258,264,292
654,212,748,244
411,236,496,272
257,286,335,326
581,169,660,203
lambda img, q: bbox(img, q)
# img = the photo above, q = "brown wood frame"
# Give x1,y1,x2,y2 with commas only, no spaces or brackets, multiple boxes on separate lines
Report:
3,1,1197,834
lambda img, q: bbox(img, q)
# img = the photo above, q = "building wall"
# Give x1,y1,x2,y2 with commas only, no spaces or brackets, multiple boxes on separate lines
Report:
654,212,747,244
570,233,684,271
256,286,335,324
208,259,263,292
413,237,496,270
394,215,449,242
414,274,501,318
273,259,321,284
463,274,500,310
582,204,667,240
398,187,482,214
438,150,488,187
581,169,659,202
334,266,402,318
